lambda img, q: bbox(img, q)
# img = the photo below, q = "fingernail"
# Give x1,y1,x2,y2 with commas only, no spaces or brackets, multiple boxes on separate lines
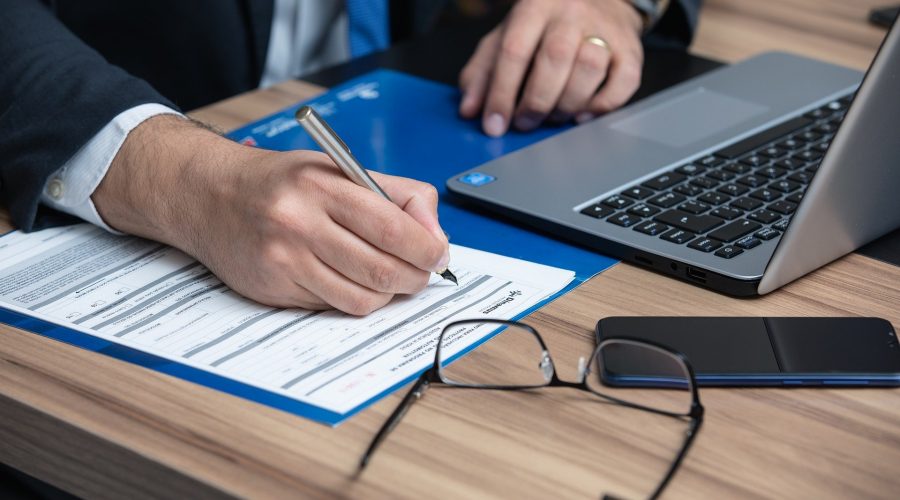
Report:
514,115,539,131
434,250,451,273
484,113,506,137
576,112,596,124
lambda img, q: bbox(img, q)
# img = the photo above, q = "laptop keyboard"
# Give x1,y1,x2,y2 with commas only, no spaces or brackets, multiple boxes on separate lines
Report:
579,94,853,260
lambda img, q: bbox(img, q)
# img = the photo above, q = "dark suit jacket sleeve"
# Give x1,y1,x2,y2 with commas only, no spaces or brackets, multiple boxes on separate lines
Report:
645,0,703,49
0,0,177,232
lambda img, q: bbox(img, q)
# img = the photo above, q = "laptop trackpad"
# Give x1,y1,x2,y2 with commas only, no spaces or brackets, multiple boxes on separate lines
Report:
610,87,768,148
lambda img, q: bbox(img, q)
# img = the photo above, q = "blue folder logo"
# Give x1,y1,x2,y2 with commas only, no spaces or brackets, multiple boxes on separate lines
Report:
458,172,496,186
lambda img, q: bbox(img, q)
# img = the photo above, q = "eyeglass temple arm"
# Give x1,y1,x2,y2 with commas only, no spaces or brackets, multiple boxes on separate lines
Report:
647,413,704,500
358,372,431,470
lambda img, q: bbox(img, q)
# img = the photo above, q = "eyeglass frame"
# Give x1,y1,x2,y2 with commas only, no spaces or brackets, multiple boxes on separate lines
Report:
358,318,705,500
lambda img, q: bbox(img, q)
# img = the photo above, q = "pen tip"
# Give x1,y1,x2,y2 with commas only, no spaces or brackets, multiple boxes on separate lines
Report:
439,269,458,285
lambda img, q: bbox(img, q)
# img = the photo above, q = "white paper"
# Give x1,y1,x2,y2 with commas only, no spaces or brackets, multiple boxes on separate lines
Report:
0,224,574,415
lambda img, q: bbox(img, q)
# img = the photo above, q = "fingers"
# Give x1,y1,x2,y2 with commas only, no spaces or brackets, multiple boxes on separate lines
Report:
327,178,448,274
458,0,645,135
373,172,446,243
513,21,581,131
459,29,501,119
586,48,643,115
554,37,612,122
311,222,431,296
295,252,394,316
481,3,548,137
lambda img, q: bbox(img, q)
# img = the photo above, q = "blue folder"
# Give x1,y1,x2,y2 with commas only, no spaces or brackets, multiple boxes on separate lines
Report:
0,70,618,426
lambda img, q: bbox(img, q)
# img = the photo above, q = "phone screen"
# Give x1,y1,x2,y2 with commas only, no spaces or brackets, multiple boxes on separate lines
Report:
596,317,900,386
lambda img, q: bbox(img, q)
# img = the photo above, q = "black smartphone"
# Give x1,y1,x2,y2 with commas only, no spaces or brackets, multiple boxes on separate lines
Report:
595,317,900,387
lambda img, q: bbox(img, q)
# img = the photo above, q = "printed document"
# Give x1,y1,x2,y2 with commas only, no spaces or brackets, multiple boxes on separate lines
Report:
0,225,574,416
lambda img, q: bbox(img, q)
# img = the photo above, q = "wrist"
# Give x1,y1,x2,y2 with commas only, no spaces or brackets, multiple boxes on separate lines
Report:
92,115,249,253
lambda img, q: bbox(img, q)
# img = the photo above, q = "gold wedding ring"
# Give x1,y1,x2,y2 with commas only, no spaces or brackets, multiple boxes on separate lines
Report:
584,35,611,52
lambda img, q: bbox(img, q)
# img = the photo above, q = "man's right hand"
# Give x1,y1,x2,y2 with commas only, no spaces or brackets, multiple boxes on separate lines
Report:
93,115,450,315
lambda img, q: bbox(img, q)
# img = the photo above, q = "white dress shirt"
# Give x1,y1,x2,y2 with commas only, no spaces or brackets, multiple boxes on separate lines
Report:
42,0,350,231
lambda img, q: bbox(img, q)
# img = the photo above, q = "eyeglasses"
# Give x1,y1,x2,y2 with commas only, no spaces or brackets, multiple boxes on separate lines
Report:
358,319,705,499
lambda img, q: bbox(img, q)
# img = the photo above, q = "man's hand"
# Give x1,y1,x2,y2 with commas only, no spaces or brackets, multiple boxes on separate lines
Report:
93,115,450,315
459,0,645,136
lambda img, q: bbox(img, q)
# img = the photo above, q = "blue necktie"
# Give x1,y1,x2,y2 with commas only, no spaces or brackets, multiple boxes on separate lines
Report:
346,0,389,58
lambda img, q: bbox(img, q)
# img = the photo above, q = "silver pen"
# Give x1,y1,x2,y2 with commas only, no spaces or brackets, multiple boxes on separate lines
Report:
295,105,458,285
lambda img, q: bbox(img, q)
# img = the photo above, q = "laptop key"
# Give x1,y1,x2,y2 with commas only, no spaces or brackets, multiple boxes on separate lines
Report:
629,203,661,217
773,218,791,231
756,166,787,179
759,146,786,159
769,180,801,193
715,246,744,259
740,155,768,167
723,162,753,174
804,107,832,120
735,235,762,249
775,158,805,170
660,229,696,244
655,210,725,234
698,156,724,168
730,197,763,211
718,184,749,197
648,192,686,208
788,171,813,184
679,200,712,214
676,164,705,176
634,221,670,236
581,204,614,219
607,212,643,228
786,191,804,204
777,138,803,151
698,192,730,206
710,206,743,220
706,169,737,182
748,209,781,224
602,195,634,209
690,176,719,189
620,186,655,199
750,188,780,202
794,150,823,163
768,200,798,215
642,172,686,190
755,227,781,240
674,183,704,196
708,219,762,242
812,141,831,153
688,237,723,253
737,175,766,188
795,130,822,143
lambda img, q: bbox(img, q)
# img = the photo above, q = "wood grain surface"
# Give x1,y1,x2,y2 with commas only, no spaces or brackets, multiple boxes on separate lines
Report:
1,1,897,498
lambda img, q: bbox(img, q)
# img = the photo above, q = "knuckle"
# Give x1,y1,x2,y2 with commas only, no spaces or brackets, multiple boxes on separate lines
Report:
577,48,609,74
369,261,400,292
521,93,554,114
344,292,389,316
542,35,575,63
378,217,404,250
499,37,532,65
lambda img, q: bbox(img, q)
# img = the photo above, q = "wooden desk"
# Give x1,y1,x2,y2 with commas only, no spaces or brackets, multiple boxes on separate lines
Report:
2,1,897,497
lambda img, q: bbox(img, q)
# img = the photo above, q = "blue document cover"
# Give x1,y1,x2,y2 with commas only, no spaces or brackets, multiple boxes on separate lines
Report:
227,69,618,282
0,70,617,427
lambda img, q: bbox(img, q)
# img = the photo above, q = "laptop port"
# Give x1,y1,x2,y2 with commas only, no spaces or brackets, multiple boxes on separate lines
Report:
634,255,653,267
686,267,707,283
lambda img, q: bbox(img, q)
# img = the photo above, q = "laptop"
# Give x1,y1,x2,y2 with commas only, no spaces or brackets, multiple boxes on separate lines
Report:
447,20,900,296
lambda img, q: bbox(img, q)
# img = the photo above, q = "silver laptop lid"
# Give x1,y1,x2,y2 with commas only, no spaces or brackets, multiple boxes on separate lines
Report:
760,20,900,293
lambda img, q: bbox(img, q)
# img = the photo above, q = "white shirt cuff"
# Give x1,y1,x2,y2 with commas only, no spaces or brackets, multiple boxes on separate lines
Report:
41,103,183,234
